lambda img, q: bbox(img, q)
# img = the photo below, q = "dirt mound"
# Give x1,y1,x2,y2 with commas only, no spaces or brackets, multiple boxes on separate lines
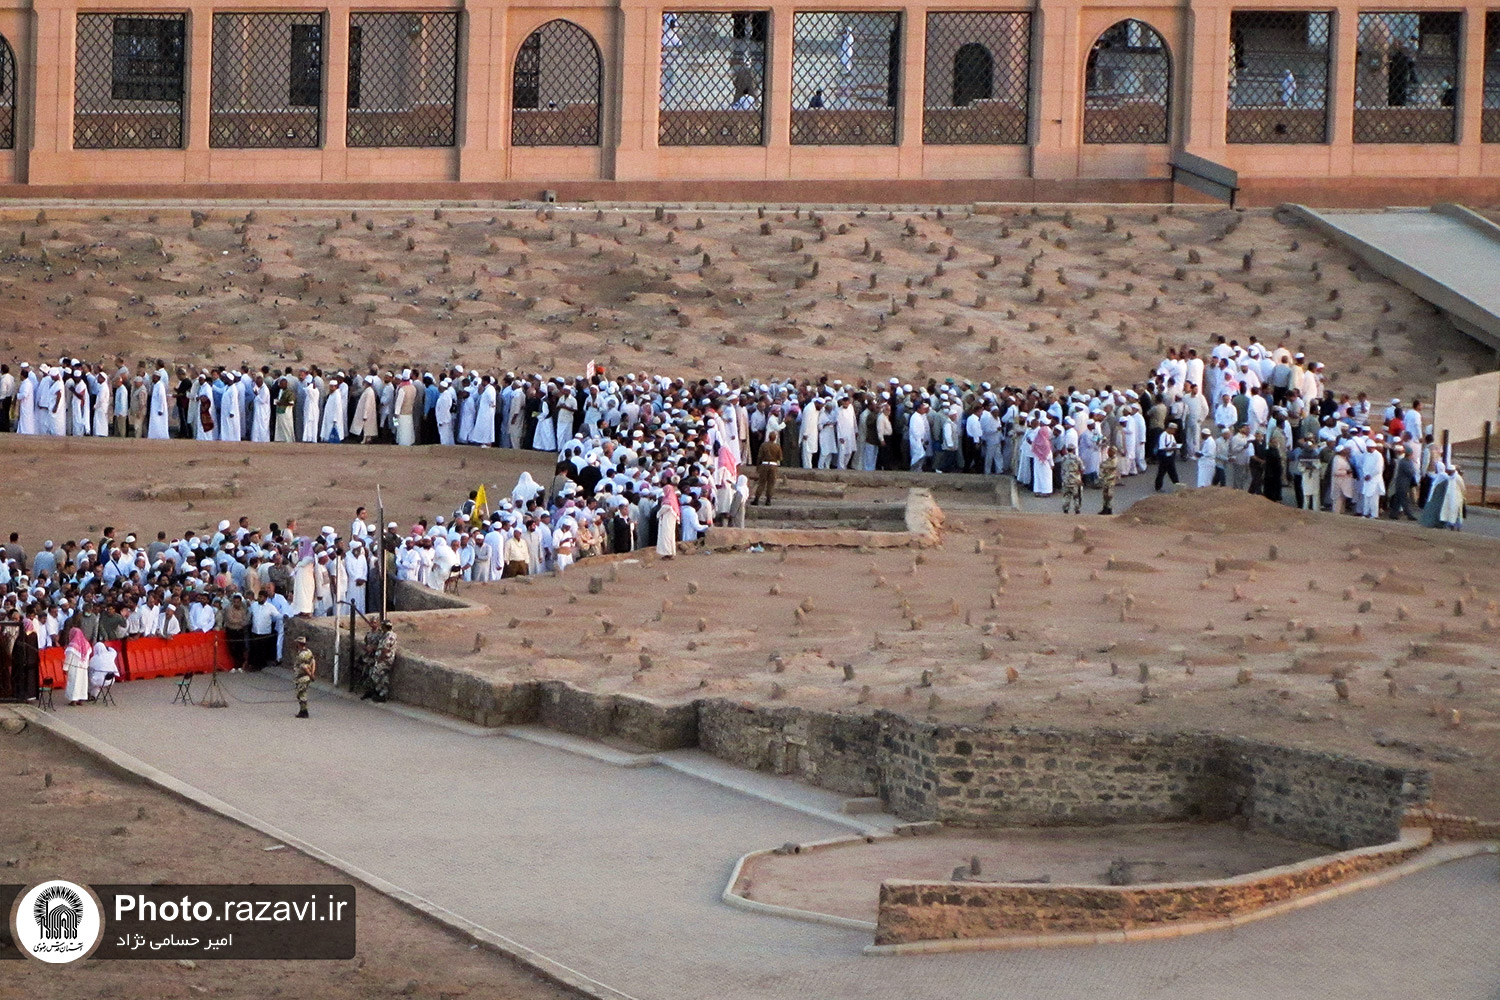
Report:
1127,487,1314,533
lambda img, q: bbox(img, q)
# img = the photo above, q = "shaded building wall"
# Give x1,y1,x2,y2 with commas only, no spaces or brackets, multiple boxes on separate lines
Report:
0,0,1494,200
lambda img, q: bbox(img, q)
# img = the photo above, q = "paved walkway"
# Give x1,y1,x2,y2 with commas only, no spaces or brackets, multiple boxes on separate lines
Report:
30,672,1500,1000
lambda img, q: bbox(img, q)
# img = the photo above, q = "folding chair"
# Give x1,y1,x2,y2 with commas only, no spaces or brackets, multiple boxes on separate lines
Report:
97,673,117,707
38,679,56,712
172,672,196,705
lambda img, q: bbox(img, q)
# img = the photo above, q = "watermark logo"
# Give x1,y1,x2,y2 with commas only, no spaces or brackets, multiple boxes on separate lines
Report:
11,880,104,964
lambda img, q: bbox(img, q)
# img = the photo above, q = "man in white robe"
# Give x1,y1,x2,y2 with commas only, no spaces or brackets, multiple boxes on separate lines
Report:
835,398,857,469
471,377,497,446
435,380,457,445
393,373,417,446
301,378,321,443
250,375,272,442
147,372,171,439
349,377,379,443
320,379,348,443
218,373,244,442
14,365,36,434
344,544,369,614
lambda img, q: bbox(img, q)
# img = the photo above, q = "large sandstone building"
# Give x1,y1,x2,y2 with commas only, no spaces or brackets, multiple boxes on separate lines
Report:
0,1,1495,203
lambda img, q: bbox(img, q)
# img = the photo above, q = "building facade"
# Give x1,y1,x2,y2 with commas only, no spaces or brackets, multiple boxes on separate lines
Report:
0,1,1496,202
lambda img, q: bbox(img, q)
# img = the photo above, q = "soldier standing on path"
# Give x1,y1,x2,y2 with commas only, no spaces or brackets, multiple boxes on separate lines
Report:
1099,446,1120,516
293,636,316,719
368,620,397,703
1060,445,1084,514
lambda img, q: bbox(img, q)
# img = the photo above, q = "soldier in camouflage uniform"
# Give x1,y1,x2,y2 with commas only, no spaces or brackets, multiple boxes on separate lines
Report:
357,626,381,698
1099,445,1120,516
292,636,316,718
1060,445,1084,514
368,620,397,703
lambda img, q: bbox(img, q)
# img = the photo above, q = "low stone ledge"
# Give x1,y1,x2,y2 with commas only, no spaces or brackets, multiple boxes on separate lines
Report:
873,827,1431,946
1404,808,1500,842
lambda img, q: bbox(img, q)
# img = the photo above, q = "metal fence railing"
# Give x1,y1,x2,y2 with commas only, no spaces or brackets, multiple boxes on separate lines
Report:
74,13,185,149
923,11,1030,145
659,11,767,146
512,19,602,147
211,13,323,148
1226,10,1331,143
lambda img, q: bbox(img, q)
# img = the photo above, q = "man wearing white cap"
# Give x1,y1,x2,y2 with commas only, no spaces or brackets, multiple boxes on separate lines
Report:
349,375,380,444
394,370,418,446
14,363,36,435
146,369,171,440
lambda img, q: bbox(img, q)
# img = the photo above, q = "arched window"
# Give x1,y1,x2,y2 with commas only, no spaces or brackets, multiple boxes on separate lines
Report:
0,34,14,149
511,20,602,147
1083,19,1170,144
952,43,993,107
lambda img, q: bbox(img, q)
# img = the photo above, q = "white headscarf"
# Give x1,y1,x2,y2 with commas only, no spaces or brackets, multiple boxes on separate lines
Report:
511,472,544,503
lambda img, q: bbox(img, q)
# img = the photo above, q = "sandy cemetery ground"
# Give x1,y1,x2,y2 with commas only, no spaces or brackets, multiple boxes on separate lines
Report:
401,487,1500,820
739,823,1327,922
8,436,1498,823
0,204,1491,400
0,721,570,1000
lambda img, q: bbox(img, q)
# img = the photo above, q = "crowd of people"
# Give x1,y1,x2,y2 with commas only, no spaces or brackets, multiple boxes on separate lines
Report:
0,335,1479,703
0,335,1474,526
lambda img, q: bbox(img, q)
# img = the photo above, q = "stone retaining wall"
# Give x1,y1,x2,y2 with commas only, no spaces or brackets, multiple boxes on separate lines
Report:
875,716,1425,849
284,553,1427,852
873,831,1428,945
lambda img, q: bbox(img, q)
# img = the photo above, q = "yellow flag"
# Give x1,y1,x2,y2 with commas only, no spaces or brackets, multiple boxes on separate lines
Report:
474,484,489,514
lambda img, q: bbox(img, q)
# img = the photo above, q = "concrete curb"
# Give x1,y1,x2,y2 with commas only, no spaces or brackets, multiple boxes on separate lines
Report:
721,836,883,934
862,838,1497,956
14,704,643,1000
653,754,887,837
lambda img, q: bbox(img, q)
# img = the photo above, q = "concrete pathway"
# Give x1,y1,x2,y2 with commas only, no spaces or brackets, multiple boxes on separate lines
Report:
1291,204,1500,352
29,672,1500,1000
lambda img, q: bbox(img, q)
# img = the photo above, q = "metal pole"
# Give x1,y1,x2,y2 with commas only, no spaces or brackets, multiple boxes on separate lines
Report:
1482,421,1492,507
331,603,340,690
348,599,357,691
1441,429,1450,467
378,484,389,625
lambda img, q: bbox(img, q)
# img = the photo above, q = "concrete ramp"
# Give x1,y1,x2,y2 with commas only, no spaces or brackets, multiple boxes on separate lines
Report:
1287,203,1500,354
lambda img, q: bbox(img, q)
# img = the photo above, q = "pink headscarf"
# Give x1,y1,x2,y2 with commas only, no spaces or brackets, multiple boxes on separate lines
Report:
1031,424,1053,462
662,485,682,518
716,444,738,481
65,627,90,661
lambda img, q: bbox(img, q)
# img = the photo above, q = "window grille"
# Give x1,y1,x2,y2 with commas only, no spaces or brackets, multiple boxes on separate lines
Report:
1482,13,1499,142
1083,19,1170,144
346,12,459,148
659,11,767,146
0,36,15,149
74,13,185,149
1353,11,1460,143
923,12,1030,144
791,12,900,145
511,19,603,146
1226,11,1331,143
211,13,323,148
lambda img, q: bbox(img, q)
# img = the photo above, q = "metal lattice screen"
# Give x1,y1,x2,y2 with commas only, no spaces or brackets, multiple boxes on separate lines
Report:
1083,19,1170,144
74,13,185,149
347,12,458,148
791,12,901,145
512,19,603,147
1483,13,1500,142
211,13,323,148
0,36,14,149
1353,12,1460,143
659,12,767,146
1226,11,1331,143
923,12,1030,144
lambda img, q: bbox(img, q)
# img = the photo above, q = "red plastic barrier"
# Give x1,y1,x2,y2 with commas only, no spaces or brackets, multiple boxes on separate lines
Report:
36,633,235,689
38,648,64,691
